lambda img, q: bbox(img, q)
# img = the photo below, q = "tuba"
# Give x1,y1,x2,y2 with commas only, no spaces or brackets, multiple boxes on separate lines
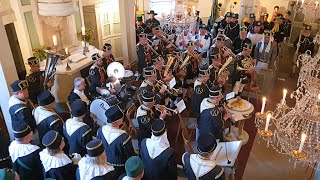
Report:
179,52,191,70
43,50,60,88
164,54,176,77
236,56,256,71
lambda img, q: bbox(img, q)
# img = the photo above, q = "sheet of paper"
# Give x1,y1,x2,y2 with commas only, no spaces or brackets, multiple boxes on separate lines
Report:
232,112,244,122
226,92,235,100
176,100,186,113
169,77,176,89
211,141,242,167
152,39,160,46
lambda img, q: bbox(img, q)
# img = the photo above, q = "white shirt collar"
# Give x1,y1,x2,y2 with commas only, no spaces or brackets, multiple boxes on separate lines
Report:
190,154,216,178
78,156,114,180
39,149,72,172
73,89,90,105
200,98,216,113
9,141,40,162
146,131,170,159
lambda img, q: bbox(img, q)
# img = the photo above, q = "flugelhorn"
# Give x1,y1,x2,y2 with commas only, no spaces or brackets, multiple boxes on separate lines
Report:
155,104,178,116
155,80,181,95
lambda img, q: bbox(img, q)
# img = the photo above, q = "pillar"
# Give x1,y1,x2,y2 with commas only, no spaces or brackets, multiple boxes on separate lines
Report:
0,17,19,139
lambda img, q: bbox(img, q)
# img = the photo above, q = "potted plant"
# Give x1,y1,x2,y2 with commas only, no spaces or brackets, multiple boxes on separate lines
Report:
32,45,51,62
77,28,94,44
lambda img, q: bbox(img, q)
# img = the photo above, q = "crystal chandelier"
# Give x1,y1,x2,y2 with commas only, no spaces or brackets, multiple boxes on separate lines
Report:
293,0,320,22
160,0,197,31
255,34,320,169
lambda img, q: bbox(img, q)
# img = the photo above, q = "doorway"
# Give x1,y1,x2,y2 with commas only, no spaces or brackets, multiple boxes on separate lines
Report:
5,23,25,80
83,5,99,48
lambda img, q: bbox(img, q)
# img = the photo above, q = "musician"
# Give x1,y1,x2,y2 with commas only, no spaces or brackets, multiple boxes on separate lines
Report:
33,90,64,143
151,26,173,57
26,57,53,105
292,25,315,76
233,26,252,55
140,66,166,103
209,54,222,83
176,29,193,51
8,124,44,180
283,11,292,39
77,139,116,180
119,156,144,180
191,65,210,114
136,14,147,43
64,100,93,157
244,13,256,33
139,119,177,180
9,80,37,131
40,130,77,180
270,14,285,44
145,10,160,33
212,28,233,50
225,13,240,42
136,92,167,144
97,105,135,177
102,43,115,69
193,24,211,60
182,133,225,179
254,30,277,69
247,21,264,56
152,54,173,83
232,43,259,95
136,33,149,74
89,53,109,96
210,35,228,64
183,41,200,89
198,85,231,140
260,13,271,30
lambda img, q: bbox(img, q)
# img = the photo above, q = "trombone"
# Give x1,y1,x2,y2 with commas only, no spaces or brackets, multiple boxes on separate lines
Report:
146,39,161,57
161,35,179,50
155,104,178,116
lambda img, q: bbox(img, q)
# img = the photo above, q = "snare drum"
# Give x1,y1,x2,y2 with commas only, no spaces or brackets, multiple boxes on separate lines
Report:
90,95,120,126
123,70,134,83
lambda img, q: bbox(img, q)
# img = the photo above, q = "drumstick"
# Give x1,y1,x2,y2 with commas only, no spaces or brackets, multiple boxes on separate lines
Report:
214,146,223,161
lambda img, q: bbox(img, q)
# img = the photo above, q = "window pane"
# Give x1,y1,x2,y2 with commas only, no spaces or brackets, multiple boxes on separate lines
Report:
113,23,121,34
24,11,40,49
21,0,31,6
150,0,174,17
104,24,111,36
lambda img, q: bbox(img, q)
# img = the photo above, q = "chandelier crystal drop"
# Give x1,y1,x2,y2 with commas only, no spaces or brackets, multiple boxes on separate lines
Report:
255,34,320,169
293,0,320,22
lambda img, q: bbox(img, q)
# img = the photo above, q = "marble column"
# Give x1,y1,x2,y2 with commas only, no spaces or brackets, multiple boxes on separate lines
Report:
0,17,19,139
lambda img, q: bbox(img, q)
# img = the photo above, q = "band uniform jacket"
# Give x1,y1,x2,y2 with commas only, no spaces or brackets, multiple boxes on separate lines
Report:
26,71,45,104
63,118,93,157
33,106,64,144
139,139,178,180
233,37,252,55
225,22,240,42
68,89,92,105
9,142,43,180
136,105,158,144
136,43,147,73
209,45,225,64
102,54,115,71
270,22,285,43
294,35,315,56
191,79,210,114
182,152,225,180
283,19,292,37
145,18,160,29
97,125,135,177
8,95,37,131
136,23,148,43
254,41,277,68
0,128,11,169
89,65,106,94
231,53,253,84
198,98,224,140
244,22,255,33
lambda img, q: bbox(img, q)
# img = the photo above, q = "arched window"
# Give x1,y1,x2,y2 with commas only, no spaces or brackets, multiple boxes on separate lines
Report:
149,0,175,17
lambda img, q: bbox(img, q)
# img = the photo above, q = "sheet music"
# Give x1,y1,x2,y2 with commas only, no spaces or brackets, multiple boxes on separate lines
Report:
176,100,186,113
169,77,176,89
232,112,245,122
211,141,242,167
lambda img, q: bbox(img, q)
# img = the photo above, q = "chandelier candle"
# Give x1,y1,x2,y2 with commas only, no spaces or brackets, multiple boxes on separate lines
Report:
298,133,307,153
52,35,57,46
282,89,287,103
261,97,266,114
264,113,271,131
81,26,86,36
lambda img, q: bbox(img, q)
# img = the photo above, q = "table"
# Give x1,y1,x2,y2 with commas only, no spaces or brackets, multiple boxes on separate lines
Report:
46,46,102,102
223,98,254,145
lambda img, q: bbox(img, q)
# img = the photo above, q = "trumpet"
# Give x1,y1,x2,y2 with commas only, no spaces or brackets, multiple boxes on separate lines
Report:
188,51,205,64
155,104,178,116
221,46,237,59
155,80,182,95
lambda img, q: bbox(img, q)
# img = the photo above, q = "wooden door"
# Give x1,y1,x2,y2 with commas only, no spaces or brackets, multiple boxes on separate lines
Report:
83,5,99,48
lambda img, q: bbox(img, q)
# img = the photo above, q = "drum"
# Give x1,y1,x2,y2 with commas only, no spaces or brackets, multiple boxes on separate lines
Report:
123,70,134,83
90,95,120,126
